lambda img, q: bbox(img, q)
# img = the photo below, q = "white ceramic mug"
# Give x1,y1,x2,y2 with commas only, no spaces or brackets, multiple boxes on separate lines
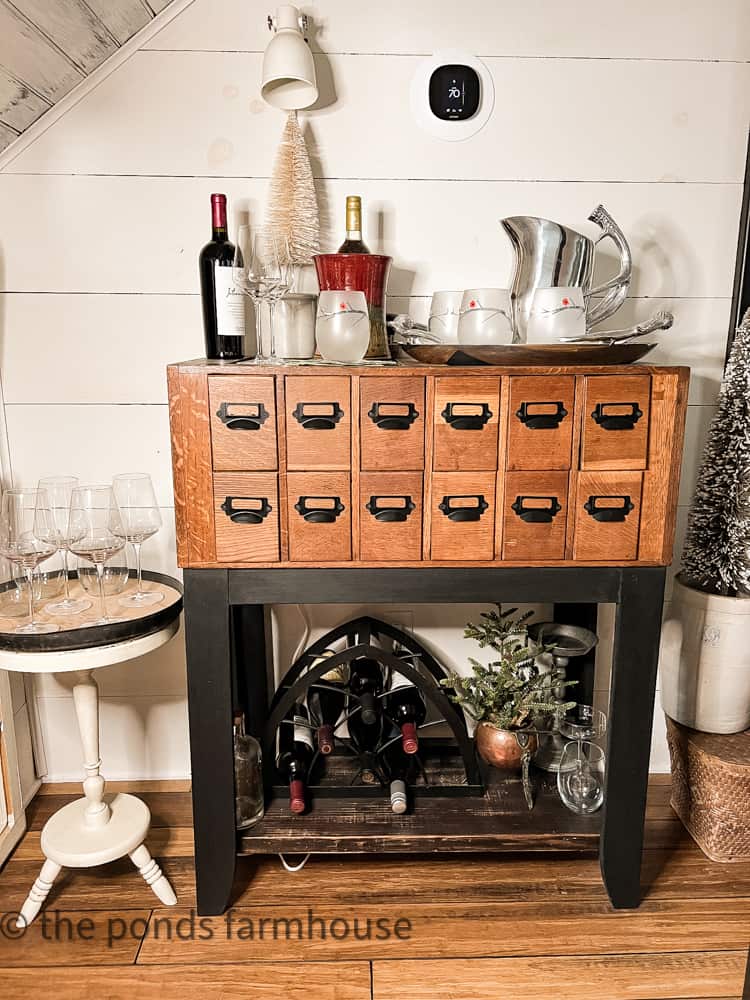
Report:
457,288,514,345
316,290,370,363
526,286,587,343
428,290,463,342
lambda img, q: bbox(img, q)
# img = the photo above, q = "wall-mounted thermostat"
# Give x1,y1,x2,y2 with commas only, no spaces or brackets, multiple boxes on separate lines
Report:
411,50,494,141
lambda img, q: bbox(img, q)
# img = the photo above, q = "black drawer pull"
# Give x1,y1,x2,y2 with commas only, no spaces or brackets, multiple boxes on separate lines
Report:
438,494,489,522
292,401,344,430
584,495,634,522
365,495,415,523
441,402,492,430
511,495,562,523
515,401,568,430
294,496,345,523
220,496,272,525
591,402,642,431
367,401,419,430
216,401,269,431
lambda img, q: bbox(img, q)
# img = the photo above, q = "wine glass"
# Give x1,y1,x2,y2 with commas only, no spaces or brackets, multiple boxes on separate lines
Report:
557,741,605,814
265,234,293,359
67,486,126,627
316,291,370,363
37,476,92,616
0,489,60,635
112,473,163,609
233,228,277,362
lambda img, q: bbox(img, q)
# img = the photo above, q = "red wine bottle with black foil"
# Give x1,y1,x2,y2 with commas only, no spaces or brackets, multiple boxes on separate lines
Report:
385,673,426,755
199,193,246,360
308,657,349,756
276,702,314,815
348,656,383,725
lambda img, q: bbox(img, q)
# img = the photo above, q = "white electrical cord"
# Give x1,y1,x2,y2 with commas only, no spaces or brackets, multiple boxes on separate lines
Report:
278,852,311,873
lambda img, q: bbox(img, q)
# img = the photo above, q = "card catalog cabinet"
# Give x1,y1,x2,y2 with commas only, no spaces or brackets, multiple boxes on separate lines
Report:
168,362,688,569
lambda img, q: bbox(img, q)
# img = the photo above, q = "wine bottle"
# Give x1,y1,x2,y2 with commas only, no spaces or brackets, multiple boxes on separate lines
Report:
385,673,427,755
348,656,384,725
380,729,418,814
307,654,349,756
276,702,314,815
199,193,246,361
337,195,370,254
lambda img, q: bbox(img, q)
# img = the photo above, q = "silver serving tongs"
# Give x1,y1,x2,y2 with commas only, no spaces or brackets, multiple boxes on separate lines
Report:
558,310,674,345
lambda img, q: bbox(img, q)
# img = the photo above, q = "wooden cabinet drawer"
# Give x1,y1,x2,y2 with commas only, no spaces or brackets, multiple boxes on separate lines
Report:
581,375,651,470
502,471,568,561
214,473,279,563
285,375,351,471
360,376,425,471
433,377,500,471
573,471,642,561
430,472,496,561
287,471,351,562
360,472,422,561
507,376,575,471
209,376,277,471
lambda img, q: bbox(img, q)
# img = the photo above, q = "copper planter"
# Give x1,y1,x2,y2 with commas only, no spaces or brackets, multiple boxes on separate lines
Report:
475,722,538,771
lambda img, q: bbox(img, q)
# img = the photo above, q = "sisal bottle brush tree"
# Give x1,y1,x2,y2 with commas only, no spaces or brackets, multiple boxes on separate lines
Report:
265,110,320,267
660,308,750,734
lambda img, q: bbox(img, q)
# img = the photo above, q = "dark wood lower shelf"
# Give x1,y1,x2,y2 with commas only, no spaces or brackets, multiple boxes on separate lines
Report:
238,771,601,855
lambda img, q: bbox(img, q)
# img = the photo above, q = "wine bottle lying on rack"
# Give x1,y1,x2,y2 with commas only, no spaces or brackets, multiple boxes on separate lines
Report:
307,654,349,756
276,702,314,815
348,656,384,726
385,671,427,755
380,728,420,814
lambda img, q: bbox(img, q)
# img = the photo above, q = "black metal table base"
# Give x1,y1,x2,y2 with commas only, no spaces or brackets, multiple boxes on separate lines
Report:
183,565,666,915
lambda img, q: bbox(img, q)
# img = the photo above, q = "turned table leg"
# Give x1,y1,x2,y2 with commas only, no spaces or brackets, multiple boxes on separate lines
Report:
129,843,177,905
72,669,111,828
17,859,62,928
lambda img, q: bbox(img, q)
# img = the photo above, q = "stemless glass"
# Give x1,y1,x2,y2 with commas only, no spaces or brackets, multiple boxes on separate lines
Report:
526,286,587,344
557,741,605,814
316,291,370,363
112,473,163,609
38,475,92,616
233,227,276,362
67,486,126,627
428,290,463,342
457,288,514,345
0,489,59,635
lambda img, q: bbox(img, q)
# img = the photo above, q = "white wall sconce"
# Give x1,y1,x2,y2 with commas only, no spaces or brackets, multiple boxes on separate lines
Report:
261,5,318,111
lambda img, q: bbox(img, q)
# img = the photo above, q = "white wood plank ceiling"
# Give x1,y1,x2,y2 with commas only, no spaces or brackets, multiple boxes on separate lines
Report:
0,0,172,152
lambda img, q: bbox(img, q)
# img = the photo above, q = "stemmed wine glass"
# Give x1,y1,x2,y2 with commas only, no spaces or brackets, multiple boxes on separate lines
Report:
112,473,163,609
233,228,290,362
67,486,126,627
265,234,293,358
38,475,92,616
0,489,60,635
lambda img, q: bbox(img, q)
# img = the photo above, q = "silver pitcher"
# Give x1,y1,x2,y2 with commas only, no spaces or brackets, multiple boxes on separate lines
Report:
501,204,632,341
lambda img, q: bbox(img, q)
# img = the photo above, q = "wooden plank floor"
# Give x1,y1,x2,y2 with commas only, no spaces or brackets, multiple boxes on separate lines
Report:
0,777,748,999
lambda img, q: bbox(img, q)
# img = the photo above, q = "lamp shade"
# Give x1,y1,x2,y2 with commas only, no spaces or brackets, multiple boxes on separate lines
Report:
261,4,318,111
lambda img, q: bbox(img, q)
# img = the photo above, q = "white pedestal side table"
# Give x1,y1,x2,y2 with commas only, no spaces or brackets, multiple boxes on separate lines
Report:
0,572,183,927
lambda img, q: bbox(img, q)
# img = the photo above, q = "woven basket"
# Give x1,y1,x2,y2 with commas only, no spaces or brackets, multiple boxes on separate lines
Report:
665,715,750,862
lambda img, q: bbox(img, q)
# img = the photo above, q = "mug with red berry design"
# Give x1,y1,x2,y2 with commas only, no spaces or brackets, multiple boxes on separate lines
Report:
457,288,514,345
526,287,586,344
315,290,371,363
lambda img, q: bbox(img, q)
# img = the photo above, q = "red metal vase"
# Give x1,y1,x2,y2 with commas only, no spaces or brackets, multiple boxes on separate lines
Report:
314,253,392,359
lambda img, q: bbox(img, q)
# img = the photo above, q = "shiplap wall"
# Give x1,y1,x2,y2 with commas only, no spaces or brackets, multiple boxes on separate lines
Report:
0,0,748,778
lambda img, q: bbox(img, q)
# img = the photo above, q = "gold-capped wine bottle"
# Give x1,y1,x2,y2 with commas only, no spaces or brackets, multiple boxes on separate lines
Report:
337,195,370,254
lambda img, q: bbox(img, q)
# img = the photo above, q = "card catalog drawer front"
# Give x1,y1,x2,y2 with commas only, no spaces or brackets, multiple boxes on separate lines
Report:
360,376,425,471
573,471,642,561
287,471,351,562
209,376,277,471
360,472,423,562
430,472,496,561
503,471,568,561
214,473,279,563
581,375,651,471
507,376,575,471
285,375,351,471
433,377,500,471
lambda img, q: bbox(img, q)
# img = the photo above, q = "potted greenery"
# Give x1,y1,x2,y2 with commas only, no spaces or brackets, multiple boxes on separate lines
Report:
660,309,750,734
441,608,575,770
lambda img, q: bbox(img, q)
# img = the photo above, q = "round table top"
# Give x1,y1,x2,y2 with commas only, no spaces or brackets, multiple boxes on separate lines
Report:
0,571,183,671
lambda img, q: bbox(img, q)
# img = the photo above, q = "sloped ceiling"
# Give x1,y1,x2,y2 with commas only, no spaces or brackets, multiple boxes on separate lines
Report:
0,0,172,152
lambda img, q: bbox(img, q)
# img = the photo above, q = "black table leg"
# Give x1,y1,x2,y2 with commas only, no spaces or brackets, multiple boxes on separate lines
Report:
183,569,236,916
600,567,666,908
232,604,269,743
